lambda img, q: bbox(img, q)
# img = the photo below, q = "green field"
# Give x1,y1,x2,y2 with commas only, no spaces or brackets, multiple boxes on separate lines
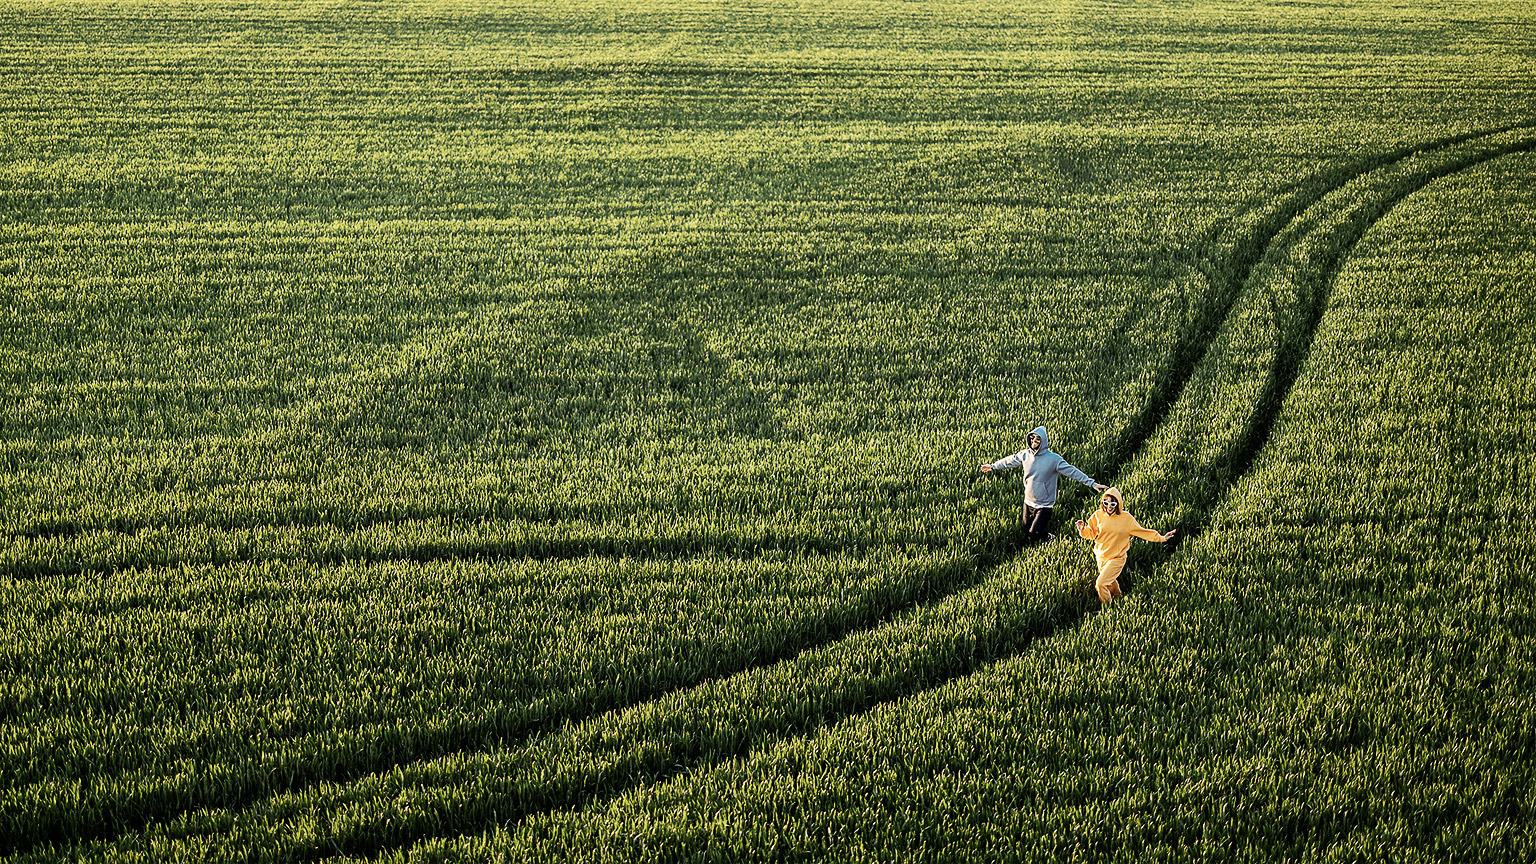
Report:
3,0,1533,860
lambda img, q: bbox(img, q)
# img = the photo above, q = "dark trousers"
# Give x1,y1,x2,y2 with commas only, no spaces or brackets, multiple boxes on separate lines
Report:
1024,505,1053,539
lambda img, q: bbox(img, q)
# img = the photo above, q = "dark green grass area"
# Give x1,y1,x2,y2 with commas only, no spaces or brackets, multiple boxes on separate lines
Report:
2,1,1534,860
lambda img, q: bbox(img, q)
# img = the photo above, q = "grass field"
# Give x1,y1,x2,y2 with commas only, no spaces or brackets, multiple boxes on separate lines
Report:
3,0,1534,860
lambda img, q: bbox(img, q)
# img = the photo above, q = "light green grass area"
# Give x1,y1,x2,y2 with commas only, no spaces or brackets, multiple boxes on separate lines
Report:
2,1,1532,860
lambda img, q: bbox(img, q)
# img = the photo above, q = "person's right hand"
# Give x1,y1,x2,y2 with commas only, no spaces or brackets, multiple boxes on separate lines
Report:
979,464,992,473
1074,519,1086,530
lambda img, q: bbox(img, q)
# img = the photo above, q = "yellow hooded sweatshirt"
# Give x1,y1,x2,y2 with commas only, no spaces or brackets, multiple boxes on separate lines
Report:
1076,487,1167,603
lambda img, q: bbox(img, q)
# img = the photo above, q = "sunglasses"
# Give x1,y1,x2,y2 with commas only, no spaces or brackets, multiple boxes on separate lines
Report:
1101,499,1119,509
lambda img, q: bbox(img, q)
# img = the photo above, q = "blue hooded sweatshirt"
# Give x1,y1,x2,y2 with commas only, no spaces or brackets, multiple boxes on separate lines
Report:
987,425,1097,508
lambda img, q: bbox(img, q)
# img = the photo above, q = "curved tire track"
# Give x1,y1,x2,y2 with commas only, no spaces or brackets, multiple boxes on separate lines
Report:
337,125,1536,861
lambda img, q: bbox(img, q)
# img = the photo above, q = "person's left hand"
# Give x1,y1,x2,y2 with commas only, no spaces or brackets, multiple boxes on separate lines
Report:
1094,483,1108,492
1162,530,1178,541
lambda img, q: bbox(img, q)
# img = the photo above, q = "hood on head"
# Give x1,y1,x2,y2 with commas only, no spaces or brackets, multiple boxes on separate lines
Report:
1101,487,1123,512
1031,425,1049,451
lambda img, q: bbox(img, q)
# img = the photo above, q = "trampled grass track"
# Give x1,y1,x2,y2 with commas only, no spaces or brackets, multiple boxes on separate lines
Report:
23,121,1534,861
1137,126,1536,535
1094,120,1536,496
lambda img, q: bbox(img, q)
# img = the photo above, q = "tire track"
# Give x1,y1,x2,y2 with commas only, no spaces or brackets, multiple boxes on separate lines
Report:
1094,120,1536,485
1136,126,1536,539
16,122,1535,860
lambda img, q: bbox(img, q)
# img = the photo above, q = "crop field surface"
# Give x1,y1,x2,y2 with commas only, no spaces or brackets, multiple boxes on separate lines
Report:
1,0,1532,861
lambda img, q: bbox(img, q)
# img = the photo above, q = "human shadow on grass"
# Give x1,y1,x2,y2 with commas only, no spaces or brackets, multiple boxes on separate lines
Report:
15,122,1536,860
323,122,1536,862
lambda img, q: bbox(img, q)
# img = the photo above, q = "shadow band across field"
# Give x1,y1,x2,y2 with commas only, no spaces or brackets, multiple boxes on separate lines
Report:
333,124,1536,861
18,122,1536,859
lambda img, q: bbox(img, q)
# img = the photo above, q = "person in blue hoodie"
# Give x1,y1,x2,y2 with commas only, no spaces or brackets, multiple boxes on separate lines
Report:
981,425,1107,542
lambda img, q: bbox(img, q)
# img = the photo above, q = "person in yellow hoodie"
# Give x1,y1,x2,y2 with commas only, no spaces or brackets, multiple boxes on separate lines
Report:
1074,487,1176,604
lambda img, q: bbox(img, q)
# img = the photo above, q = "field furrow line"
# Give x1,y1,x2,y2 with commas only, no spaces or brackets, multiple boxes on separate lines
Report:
5,526,953,582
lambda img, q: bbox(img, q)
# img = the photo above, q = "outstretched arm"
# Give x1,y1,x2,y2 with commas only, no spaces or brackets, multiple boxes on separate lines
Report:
1129,517,1176,543
1055,459,1106,492
980,448,1029,473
